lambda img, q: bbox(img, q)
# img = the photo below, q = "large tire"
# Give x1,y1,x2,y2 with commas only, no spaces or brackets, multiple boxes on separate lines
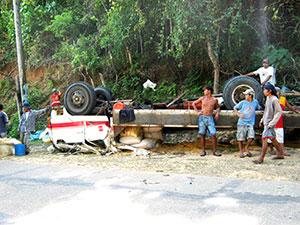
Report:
64,82,96,115
94,87,113,107
223,76,264,109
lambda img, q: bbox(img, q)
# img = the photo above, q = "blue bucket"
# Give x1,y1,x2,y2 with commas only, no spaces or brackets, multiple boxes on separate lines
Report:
15,144,25,156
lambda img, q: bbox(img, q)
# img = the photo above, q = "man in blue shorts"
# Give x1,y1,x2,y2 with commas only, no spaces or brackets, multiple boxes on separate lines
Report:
234,89,261,158
192,85,221,157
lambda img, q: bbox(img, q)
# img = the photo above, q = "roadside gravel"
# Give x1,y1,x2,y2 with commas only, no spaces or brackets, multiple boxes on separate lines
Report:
0,141,300,182
2,140,300,182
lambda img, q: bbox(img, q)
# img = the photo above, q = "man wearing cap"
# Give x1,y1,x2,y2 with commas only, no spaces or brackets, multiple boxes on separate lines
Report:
51,88,61,107
234,89,261,158
268,87,299,156
253,83,284,164
242,58,276,87
18,103,50,154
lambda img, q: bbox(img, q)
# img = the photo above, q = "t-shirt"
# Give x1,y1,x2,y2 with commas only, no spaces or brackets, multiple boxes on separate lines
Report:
234,99,261,126
261,95,282,127
0,112,8,132
275,96,286,128
254,66,276,86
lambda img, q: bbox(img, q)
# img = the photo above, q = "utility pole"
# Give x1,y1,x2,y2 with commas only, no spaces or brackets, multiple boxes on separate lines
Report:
13,0,27,116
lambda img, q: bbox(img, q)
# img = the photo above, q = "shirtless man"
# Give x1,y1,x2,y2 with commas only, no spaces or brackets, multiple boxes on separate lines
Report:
192,85,221,157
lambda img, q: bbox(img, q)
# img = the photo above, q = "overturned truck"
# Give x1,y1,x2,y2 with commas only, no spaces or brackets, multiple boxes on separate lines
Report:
48,76,300,154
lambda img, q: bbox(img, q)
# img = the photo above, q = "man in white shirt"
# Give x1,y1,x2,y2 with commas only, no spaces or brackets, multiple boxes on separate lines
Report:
242,58,276,87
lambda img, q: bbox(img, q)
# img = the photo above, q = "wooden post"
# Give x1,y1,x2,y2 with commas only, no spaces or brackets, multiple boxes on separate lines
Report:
13,0,27,109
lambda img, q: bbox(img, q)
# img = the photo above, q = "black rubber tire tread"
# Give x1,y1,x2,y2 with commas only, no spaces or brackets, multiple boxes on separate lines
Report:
94,86,113,102
64,82,96,115
222,76,264,109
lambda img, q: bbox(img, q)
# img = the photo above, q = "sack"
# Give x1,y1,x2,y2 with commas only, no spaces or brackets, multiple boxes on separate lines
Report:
132,139,156,149
144,131,164,140
119,135,143,145
143,126,163,133
120,126,142,137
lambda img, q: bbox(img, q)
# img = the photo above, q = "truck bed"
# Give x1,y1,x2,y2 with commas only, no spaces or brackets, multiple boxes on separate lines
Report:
113,109,300,129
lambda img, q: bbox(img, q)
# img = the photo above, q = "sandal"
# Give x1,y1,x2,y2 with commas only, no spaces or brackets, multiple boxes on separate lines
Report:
252,159,263,164
239,154,245,158
284,152,291,156
271,156,284,160
246,152,252,157
213,152,222,157
200,151,206,157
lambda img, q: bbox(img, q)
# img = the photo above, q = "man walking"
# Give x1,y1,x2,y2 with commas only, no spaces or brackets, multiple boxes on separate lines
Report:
18,103,50,154
0,104,9,138
192,85,221,157
253,83,284,164
268,87,299,156
234,89,261,158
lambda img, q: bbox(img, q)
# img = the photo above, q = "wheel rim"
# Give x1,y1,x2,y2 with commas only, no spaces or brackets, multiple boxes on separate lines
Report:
67,87,90,112
231,84,254,105
72,90,85,106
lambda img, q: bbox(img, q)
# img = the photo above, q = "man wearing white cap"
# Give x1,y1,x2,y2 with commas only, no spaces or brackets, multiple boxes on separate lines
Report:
242,58,276,87
234,89,261,158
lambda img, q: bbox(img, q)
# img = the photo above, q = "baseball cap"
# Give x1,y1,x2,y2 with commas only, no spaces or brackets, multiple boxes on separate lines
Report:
52,88,57,92
23,103,31,109
243,89,254,95
263,58,269,64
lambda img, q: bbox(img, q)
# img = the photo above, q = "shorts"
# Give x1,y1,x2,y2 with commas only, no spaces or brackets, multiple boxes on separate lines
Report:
267,128,284,144
236,125,255,141
262,126,276,140
198,115,216,136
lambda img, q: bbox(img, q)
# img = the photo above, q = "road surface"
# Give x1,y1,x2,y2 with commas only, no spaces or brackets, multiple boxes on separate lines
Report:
0,160,300,225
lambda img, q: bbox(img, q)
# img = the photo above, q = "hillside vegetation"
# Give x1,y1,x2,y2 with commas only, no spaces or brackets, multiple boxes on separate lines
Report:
0,0,299,137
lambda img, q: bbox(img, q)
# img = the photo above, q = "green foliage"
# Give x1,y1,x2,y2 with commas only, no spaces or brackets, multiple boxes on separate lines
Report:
7,113,19,138
0,0,299,104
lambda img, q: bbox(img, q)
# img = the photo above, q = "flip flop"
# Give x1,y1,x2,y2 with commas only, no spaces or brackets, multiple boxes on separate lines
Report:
284,152,291,156
200,151,206,157
246,152,252,157
252,159,263,164
271,156,284,160
239,154,245,158
213,152,222,157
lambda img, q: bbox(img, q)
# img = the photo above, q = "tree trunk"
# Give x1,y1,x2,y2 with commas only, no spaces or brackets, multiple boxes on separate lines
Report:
207,38,220,94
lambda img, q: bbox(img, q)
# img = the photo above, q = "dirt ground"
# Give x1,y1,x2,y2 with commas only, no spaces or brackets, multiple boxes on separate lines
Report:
2,140,300,183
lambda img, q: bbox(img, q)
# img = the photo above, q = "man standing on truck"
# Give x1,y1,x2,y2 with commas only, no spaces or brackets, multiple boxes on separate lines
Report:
242,58,276,87
192,85,221,157
233,89,261,158
253,83,284,164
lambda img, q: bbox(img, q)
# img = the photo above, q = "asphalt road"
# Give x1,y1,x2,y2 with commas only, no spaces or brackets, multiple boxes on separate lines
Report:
0,160,300,225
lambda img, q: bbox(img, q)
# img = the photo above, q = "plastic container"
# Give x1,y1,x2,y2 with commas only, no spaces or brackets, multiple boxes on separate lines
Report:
113,102,126,110
15,144,25,156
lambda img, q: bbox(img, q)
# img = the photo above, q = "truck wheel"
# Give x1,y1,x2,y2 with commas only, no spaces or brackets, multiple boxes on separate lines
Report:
94,86,113,107
223,76,264,109
64,82,96,115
